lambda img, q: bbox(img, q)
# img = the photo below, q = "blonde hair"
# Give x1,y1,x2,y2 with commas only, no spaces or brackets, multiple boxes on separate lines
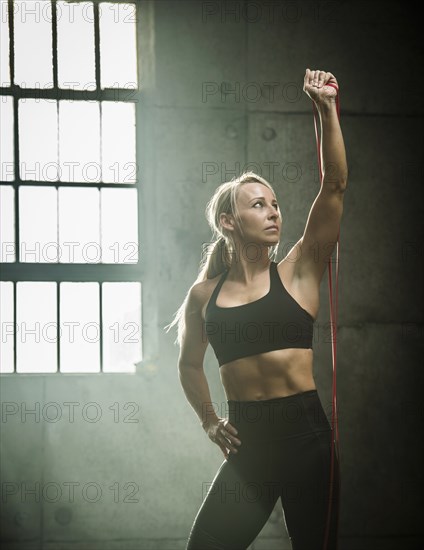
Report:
164,171,280,346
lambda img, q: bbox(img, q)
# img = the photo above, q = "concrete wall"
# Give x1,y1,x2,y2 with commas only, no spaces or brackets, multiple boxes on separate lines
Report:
1,1,423,549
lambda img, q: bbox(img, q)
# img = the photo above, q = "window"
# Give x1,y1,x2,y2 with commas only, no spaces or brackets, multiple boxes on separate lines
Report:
0,0,143,374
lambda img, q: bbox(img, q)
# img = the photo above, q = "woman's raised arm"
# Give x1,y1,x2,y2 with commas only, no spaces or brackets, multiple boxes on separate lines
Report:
292,69,348,284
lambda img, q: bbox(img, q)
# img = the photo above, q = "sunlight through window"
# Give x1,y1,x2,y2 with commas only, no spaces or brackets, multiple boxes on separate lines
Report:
1,1,141,374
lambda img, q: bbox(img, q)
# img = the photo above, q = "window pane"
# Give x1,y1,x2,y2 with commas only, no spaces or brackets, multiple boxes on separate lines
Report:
1,96,14,181
101,101,136,183
60,282,100,373
17,282,57,373
99,2,138,89
59,100,100,182
102,282,141,373
101,188,138,264
19,98,59,181
19,186,58,263
57,1,95,90
58,187,100,263
0,185,15,262
0,282,14,373
0,1,11,86
14,0,53,88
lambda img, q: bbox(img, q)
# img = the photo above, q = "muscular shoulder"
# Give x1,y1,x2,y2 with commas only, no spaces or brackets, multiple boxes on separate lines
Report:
189,273,223,318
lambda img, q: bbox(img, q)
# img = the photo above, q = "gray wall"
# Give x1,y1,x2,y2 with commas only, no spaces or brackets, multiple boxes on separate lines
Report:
1,1,423,549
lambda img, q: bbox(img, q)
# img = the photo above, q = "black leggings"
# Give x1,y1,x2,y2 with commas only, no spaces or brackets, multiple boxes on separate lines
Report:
186,389,340,550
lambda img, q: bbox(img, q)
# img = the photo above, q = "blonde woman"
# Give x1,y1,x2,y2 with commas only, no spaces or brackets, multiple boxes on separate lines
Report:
165,69,347,550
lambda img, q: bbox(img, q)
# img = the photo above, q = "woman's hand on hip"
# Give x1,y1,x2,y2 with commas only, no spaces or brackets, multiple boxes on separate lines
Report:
203,417,242,460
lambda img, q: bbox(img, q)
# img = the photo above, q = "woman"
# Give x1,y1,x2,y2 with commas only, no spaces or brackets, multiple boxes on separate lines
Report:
165,69,348,550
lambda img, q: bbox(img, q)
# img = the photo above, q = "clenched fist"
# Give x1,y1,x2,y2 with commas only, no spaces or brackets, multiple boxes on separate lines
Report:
303,68,339,105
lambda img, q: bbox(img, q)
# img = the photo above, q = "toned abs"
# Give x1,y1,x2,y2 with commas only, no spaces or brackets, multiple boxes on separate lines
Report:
200,261,319,401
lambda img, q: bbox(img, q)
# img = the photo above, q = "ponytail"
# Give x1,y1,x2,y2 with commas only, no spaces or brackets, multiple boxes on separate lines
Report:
163,236,230,347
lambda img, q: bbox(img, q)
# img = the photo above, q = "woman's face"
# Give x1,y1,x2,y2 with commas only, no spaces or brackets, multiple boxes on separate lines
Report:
226,182,282,247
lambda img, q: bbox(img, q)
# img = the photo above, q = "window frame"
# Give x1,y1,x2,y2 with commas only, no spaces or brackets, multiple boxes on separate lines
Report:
0,0,158,374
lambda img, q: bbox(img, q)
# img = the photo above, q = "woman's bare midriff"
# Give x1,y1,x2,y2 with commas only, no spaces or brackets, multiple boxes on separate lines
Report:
200,258,319,402
219,347,316,401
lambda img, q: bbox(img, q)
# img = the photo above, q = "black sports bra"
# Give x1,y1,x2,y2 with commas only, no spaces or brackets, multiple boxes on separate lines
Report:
204,261,314,367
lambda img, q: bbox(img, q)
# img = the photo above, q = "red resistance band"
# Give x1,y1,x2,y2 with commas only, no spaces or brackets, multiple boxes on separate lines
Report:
312,82,341,550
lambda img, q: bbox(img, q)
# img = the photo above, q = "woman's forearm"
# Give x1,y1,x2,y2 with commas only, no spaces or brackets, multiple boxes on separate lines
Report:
178,365,219,428
316,99,348,190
